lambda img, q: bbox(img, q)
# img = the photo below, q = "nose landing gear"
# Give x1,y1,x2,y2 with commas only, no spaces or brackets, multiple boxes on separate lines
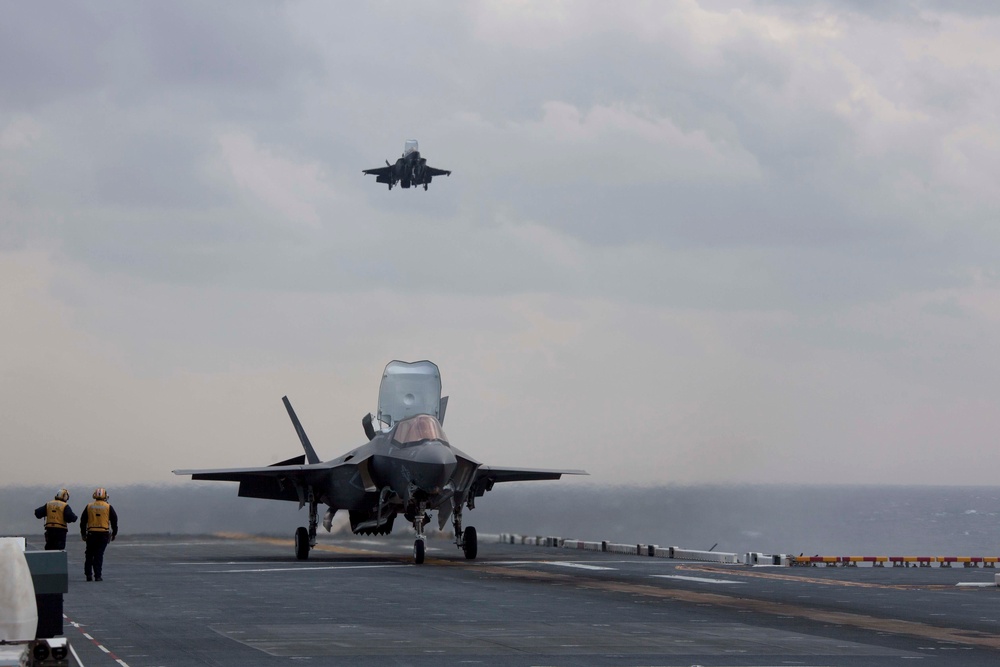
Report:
410,500,430,564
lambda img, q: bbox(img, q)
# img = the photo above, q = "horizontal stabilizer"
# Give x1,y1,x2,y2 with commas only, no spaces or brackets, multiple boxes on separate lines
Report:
270,455,305,467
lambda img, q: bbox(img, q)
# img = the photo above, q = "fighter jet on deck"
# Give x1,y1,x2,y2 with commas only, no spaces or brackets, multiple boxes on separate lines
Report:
174,360,586,564
363,140,451,190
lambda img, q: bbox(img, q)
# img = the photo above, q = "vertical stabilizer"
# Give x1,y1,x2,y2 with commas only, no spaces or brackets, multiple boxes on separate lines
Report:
282,396,320,464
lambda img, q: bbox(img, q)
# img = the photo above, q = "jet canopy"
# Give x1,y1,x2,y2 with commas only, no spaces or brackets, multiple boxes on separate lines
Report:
378,360,442,428
392,414,448,445
403,139,419,156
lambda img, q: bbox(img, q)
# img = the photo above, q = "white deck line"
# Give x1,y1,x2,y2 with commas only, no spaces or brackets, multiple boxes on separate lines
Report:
652,575,745,584
542,561,616,571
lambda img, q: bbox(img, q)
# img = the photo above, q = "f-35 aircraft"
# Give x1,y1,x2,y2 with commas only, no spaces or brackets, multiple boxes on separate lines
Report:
363,140,451,190
174,360,586,564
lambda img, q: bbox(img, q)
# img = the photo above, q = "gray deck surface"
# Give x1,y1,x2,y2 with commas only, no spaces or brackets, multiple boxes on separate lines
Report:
35,533,1000,666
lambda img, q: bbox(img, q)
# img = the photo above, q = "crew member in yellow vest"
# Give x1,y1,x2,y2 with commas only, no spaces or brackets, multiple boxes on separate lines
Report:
33,488,78,550
80,487,119,582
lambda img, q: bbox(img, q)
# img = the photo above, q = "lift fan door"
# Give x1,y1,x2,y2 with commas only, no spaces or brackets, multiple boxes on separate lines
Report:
377,360,442,427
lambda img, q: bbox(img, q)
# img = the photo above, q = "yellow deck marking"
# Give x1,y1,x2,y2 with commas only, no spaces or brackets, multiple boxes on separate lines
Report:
214,532,384,556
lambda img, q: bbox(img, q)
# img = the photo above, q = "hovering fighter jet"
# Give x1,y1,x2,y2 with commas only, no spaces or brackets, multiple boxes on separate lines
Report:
363,140,451,190
174,360,586,564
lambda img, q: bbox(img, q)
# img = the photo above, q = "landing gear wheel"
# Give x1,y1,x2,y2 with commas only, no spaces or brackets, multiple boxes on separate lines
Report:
463,526,478,560
295,526,310,560
414,539,426,565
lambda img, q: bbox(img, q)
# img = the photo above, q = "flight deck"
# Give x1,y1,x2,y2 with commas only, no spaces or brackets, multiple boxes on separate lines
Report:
45,532,1000,666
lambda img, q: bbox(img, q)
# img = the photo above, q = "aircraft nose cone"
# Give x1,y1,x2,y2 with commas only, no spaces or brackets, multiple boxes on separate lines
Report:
406,441,457,492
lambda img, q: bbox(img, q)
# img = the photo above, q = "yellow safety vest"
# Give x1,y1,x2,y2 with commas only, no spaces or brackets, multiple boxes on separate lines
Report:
45,500,68,529
86,501,111,532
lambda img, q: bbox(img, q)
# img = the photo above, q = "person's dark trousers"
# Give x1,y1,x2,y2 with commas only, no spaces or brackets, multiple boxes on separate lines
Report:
84,533,110,580
44,528,68,550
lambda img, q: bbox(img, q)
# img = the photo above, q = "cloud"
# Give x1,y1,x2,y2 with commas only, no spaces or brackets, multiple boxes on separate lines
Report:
3,2,1000,489
213,131,338,228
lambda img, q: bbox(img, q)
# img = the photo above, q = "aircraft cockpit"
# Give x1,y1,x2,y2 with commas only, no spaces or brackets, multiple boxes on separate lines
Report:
392,414,448,446
403,139,419,156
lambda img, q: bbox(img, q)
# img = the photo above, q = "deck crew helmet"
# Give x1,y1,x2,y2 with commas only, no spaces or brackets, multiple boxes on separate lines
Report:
93,488,108,501
55,488,69,501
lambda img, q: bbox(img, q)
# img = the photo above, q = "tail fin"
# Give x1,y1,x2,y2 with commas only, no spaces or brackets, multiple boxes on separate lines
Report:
282,396,320,464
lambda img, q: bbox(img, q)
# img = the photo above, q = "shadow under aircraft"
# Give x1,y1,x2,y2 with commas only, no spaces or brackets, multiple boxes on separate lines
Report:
363,140,451,190
174,360,586,564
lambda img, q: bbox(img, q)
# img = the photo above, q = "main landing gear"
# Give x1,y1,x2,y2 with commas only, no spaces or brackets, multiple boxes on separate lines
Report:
452,501,477,560
294,490,319,560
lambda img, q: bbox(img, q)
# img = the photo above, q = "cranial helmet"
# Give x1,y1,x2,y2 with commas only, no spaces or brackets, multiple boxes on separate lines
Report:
55,489,69,502
93,488,108,501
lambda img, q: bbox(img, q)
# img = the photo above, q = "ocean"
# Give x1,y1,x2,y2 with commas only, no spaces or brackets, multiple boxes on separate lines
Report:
3,484,998,557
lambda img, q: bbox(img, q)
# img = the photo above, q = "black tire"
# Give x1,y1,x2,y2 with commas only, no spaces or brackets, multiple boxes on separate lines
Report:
414,539,425,565
463,526,478,560
294,527,310,560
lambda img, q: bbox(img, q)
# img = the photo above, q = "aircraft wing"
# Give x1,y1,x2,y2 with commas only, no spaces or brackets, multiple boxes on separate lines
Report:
173,457,377,503
173,463,326,482
425,166,451,177
470,466,588,498
362,166,392,177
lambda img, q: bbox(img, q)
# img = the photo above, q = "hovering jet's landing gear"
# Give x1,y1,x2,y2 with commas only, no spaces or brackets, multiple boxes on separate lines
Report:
423,183,428,191
295,489,320,560
452,503,478,560
410,501,429,565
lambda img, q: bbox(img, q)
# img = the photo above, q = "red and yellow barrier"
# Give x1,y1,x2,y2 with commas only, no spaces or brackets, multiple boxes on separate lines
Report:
791,555,999,568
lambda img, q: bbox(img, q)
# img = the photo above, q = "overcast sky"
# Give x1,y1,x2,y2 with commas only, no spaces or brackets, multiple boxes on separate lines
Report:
2,1,999,489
